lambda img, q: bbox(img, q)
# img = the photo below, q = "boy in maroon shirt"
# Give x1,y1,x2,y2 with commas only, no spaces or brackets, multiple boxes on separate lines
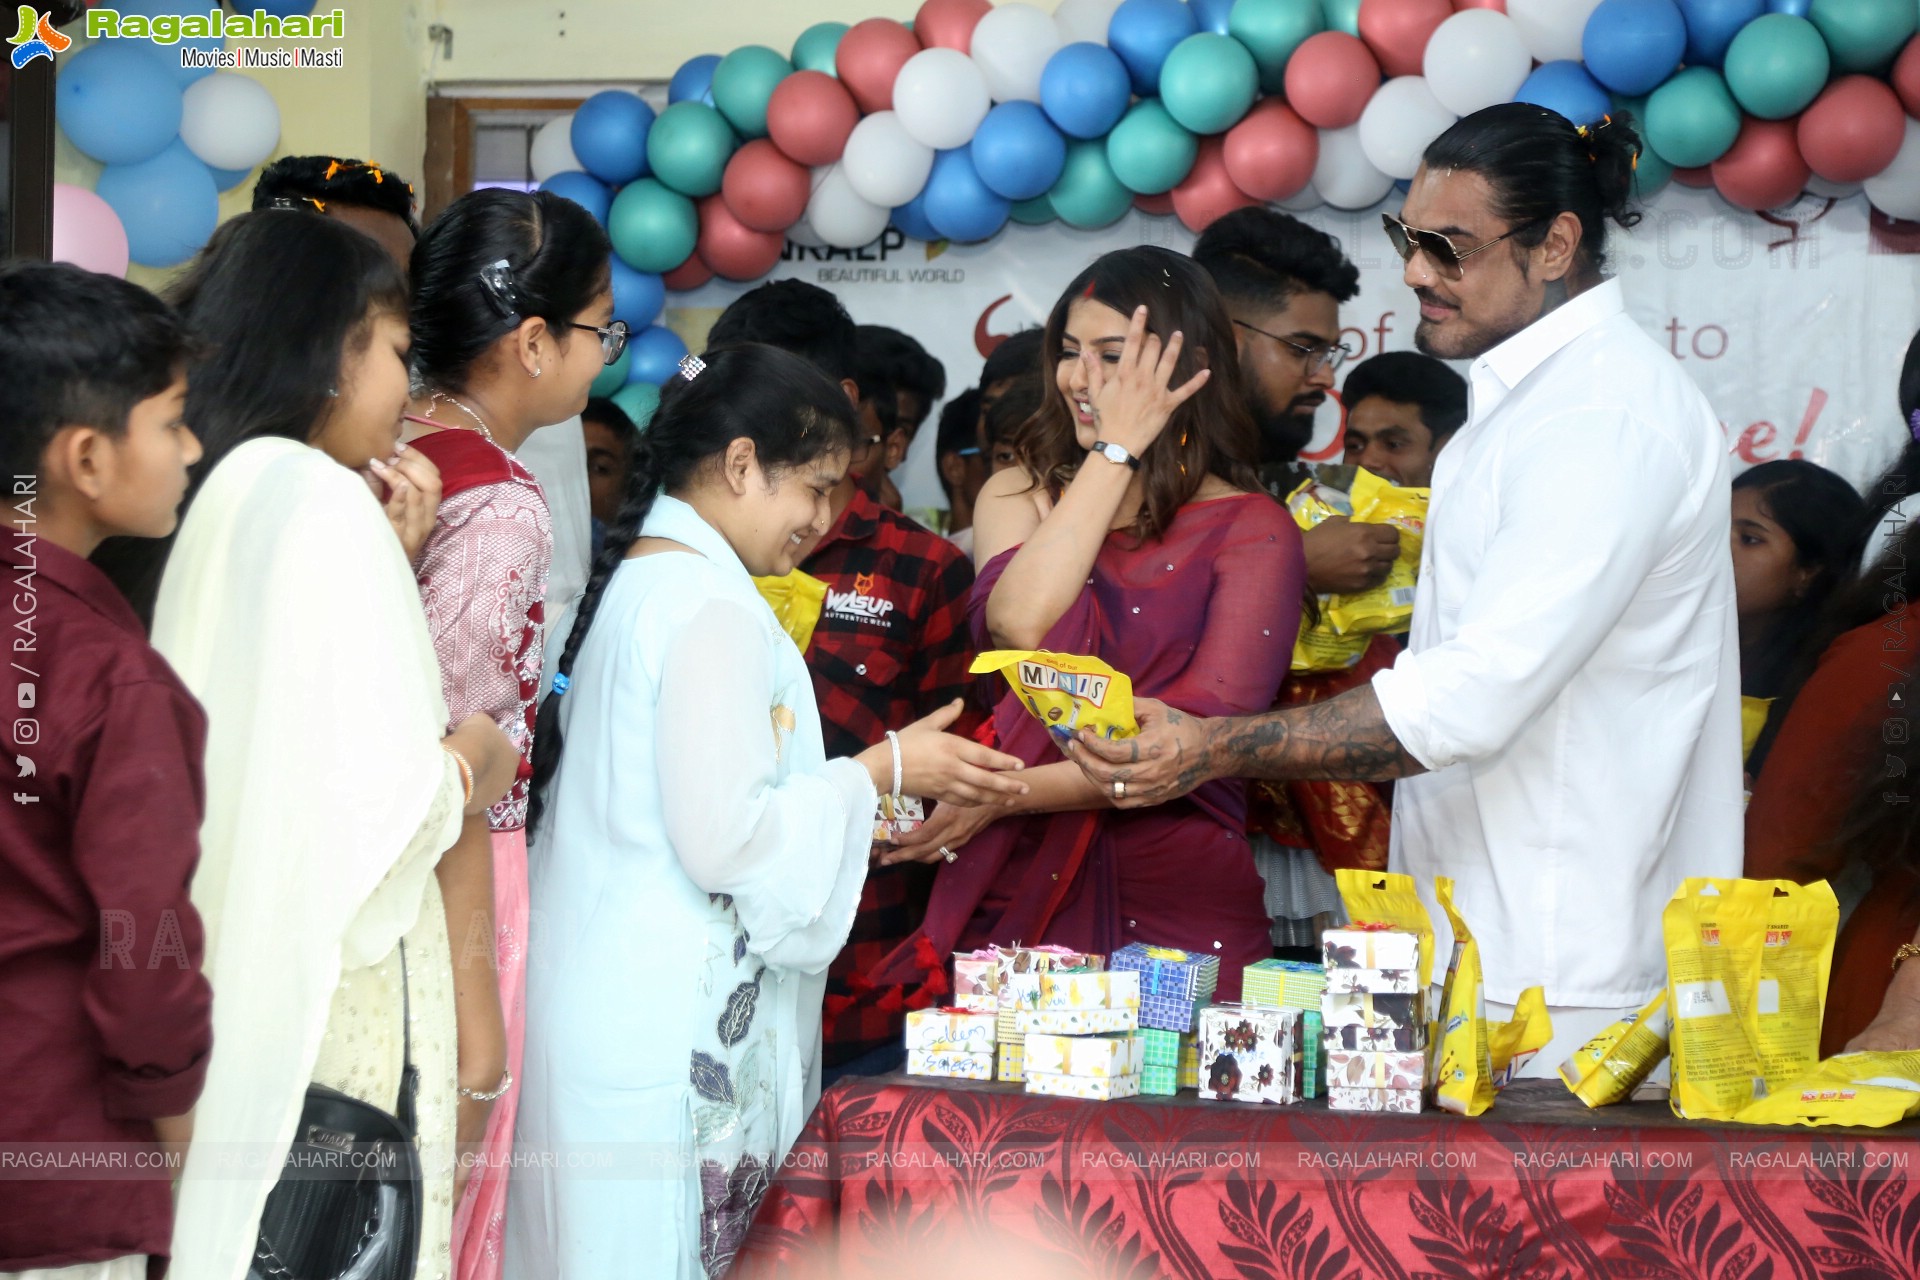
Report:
1,262,212,1279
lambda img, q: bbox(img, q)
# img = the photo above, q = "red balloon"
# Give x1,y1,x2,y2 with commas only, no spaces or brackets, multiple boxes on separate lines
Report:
696,196,785,281
1134,191,1175,215
662,255,713,290
836,18,922,115
1358,0,1451,79
1798,76,1906,184
915,0,991,52
1223,98,1318,201
1284,33,1383,129
767,71,859,167
1710,117,1811,212
1896,35,1920,118
1171,137,1257,233
1673,164,1713,188
721,139,811,234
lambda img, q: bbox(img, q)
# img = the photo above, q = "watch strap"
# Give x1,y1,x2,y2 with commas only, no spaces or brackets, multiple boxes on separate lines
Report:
1091,440,1141,471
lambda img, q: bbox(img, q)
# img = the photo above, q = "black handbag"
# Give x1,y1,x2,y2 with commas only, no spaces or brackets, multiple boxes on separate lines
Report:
249,941,422,1280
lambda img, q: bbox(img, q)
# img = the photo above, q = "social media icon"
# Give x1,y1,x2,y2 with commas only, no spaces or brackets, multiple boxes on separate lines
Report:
16,683,34,709
13,755,32,778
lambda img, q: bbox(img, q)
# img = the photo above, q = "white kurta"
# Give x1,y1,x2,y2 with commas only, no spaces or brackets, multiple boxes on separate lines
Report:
505,495,873,1280
514,415,592,698
1372,280,1744,1010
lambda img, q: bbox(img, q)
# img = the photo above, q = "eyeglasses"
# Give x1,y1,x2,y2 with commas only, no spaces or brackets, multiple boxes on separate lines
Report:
572,319,631,366
1232,320,1352,376
1381,213,1546,281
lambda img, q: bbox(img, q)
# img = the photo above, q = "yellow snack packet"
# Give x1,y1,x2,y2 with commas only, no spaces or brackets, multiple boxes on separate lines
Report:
1433,877,1493,1116
1733,1051,1920,1128
1325,469,1428,638
1558,989,1671,1108
1739,695,1774,761
971,650,1138,750
752,569,828,654
1285,479,1371,673
1490,986,1552,1087
1665,877,1839,1121
1334,869,1436,994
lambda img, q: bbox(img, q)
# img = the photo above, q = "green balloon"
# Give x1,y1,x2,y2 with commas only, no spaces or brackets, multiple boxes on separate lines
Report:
1322,0,1360,39
646,101,737,198
608,178,699,274
1106,99,1199,195
1644,67,1742,169
590,345,632,397
1010,193,1056,225
1723,15,1830,119
1809,0,1915,73
710,45,792,139
1160,33,1259,134
791,21,848,75
611,380,661,429
1050,140,1133,229
1229,0,1326,93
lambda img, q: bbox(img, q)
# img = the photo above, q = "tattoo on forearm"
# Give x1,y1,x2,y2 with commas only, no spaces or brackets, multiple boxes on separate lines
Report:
1208,687,1425,783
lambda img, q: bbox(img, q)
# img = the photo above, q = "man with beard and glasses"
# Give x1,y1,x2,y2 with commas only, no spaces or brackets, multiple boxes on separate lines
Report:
1078,105,1742,1071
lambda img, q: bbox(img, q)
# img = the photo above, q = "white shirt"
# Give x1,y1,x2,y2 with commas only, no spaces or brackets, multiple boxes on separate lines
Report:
513,414,592,696
1371,279,1744,1008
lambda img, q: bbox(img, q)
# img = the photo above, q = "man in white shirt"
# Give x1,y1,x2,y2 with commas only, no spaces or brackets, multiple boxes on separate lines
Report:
1070,103,1744,1072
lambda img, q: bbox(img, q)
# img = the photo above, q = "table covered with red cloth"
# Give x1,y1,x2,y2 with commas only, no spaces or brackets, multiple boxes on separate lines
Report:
736,1075,1920,1279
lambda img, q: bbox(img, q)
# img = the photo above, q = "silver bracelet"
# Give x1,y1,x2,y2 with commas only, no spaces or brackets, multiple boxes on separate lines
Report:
459,1067,513,1102
884,729,903,801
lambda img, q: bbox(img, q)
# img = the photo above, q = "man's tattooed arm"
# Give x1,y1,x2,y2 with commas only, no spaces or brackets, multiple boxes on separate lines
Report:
1205,684,1427,783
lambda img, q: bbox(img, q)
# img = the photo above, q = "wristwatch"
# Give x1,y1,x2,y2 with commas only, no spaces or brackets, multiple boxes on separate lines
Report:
1090,440,1141,470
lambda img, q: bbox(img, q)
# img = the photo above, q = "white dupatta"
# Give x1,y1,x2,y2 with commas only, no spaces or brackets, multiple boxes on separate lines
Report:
155,438,459,1280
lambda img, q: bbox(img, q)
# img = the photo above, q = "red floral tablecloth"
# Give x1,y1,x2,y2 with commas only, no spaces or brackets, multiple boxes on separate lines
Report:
735,1076,1920,1279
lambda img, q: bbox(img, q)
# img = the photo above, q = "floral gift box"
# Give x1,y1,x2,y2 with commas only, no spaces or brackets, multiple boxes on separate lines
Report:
1322,965,1420,995
1327,1084,1422,1114
1025,1071,1142,1101
951,949,1000,1013
903,1007,997,1054
907,1048,993,1081
1326,1048,1426,1092
1322,927,1420,973
1197,1003,1300,1105
1036,968,1141,1012
1111,943,1221,1032
1017,1006,1139,1036
1023,1032,1144,1080
1322,989,1428,1052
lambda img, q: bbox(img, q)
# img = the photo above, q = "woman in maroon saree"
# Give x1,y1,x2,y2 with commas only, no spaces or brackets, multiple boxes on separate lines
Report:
878,248,1304,1001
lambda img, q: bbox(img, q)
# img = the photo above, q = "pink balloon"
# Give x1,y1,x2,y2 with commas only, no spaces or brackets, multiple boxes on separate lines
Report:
1673,164,1713,188
1171,137,1257,233
663,255,714,291
1358,0,1452,79
1892,35,1920,119
697,195,786,281
914,0,991,52
767,71,860,167
1134,191,1175,215
1223,98,1319,201
1799,76,1906,184
51,183,130,278
722,139,812,233
836,18,923,115
1452,0,1505,9
1710,117,1811,212
1285,33,1383,129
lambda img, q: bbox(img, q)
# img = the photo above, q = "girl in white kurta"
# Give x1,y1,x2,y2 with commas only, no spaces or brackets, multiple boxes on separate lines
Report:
505,344,1026,1280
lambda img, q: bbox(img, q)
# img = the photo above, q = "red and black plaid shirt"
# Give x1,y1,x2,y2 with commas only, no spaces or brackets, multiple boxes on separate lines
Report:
802,490,976,1067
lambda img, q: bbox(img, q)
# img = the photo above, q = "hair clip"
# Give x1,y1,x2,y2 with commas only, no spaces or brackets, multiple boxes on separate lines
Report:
678,354,707,381
478,258,522,324
1908,408,1920,443
268,195,326,214
551,673,570,696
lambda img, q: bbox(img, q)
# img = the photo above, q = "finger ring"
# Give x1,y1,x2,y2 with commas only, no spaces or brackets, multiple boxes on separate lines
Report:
939,846,956,863
1113,780,1127,800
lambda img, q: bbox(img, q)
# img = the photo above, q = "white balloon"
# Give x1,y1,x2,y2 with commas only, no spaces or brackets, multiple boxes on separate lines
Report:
1314,124,1396,210
841,111,936,207
808,163,893,248
178,73,280,172
972,3,1063,103
530,115,580,183
1864,118,1920,221
1358,77,1456,181
1275,180,1323,212
894,48,992,149
1054,0,1123,46
1423,11,1531,118
786,215,826,247
1506,0,1603,63
1806,175,1863,200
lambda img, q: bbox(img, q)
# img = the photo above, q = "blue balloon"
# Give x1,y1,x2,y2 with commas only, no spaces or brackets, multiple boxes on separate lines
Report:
1679,0,1766,65
971,102,1069,201
1582,0,1687,95
572,91,656,185
56,43,183,166
96,140,218,268
1106,0,1199,95
1040,42,1134,139
208,165,253,192
1765,0,1810,15
891,192,942,241
539,170,613,224
669,54,723,106
1190,0,1235,36
1514,60,1613,126
923,148,1011,243
116,0,223,83
627,325,689,386
608,258,666,330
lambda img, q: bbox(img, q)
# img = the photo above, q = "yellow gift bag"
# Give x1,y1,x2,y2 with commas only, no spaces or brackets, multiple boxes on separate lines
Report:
1287,469,1430,672
1735,1051,1920,1127
971,650,1138,750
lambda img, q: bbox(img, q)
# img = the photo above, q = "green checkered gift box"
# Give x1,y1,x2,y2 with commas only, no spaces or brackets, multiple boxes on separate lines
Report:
1141,1063,1179,1096
1139,1027,1182,1069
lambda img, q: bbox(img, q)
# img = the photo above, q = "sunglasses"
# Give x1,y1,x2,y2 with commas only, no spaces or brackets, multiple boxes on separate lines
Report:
1381,213,1546,280
572,319,631,366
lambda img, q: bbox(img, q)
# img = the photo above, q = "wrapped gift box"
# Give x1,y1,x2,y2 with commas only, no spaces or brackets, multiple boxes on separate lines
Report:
1299,1010,1323,1100
995,945,1102,1004
872,793,926,844
1026,1070,1142,1101
1024,1032,1143,1079
903,1007,997,1054
952,950,1000,1013
1327,1048,1426,1092
1322,990,1427,1052
1197,1004,1299,1105
1177,1035,1201,1090
1323,928,1420,975
1243,958,1327,1010
1138,1027,1182,1069
1018,1007,1139,1035
996,1041,1025,1083
1323,966,1420,995
1141,1063,1179,1096
1037,968,1141,1012
907,1048,993,1080
1111,943,1221,1032
1327,1084,1422,1114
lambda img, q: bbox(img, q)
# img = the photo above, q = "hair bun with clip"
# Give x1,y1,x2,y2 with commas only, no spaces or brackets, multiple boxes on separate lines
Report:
678,354,707,381
478,258,523,325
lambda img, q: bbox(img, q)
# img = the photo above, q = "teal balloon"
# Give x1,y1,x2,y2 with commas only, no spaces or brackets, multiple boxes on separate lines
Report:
1228,0,1327,93
608,178,700,273
611,380,661,429
1159,33,1260,134
792,21,849,74
646,102,738,197
1050,139,1134,228
1723,14,1830,117
1323,0,1362,38
1632,141,1674,197
1010,193,1056,224
590,346,633,397
1105,99,1199,195
1808,0,1915,72
1644,66,1742,167
710,45,793,139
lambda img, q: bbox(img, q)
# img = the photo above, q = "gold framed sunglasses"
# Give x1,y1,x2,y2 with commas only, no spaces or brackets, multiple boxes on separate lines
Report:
1381,213,1546,281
